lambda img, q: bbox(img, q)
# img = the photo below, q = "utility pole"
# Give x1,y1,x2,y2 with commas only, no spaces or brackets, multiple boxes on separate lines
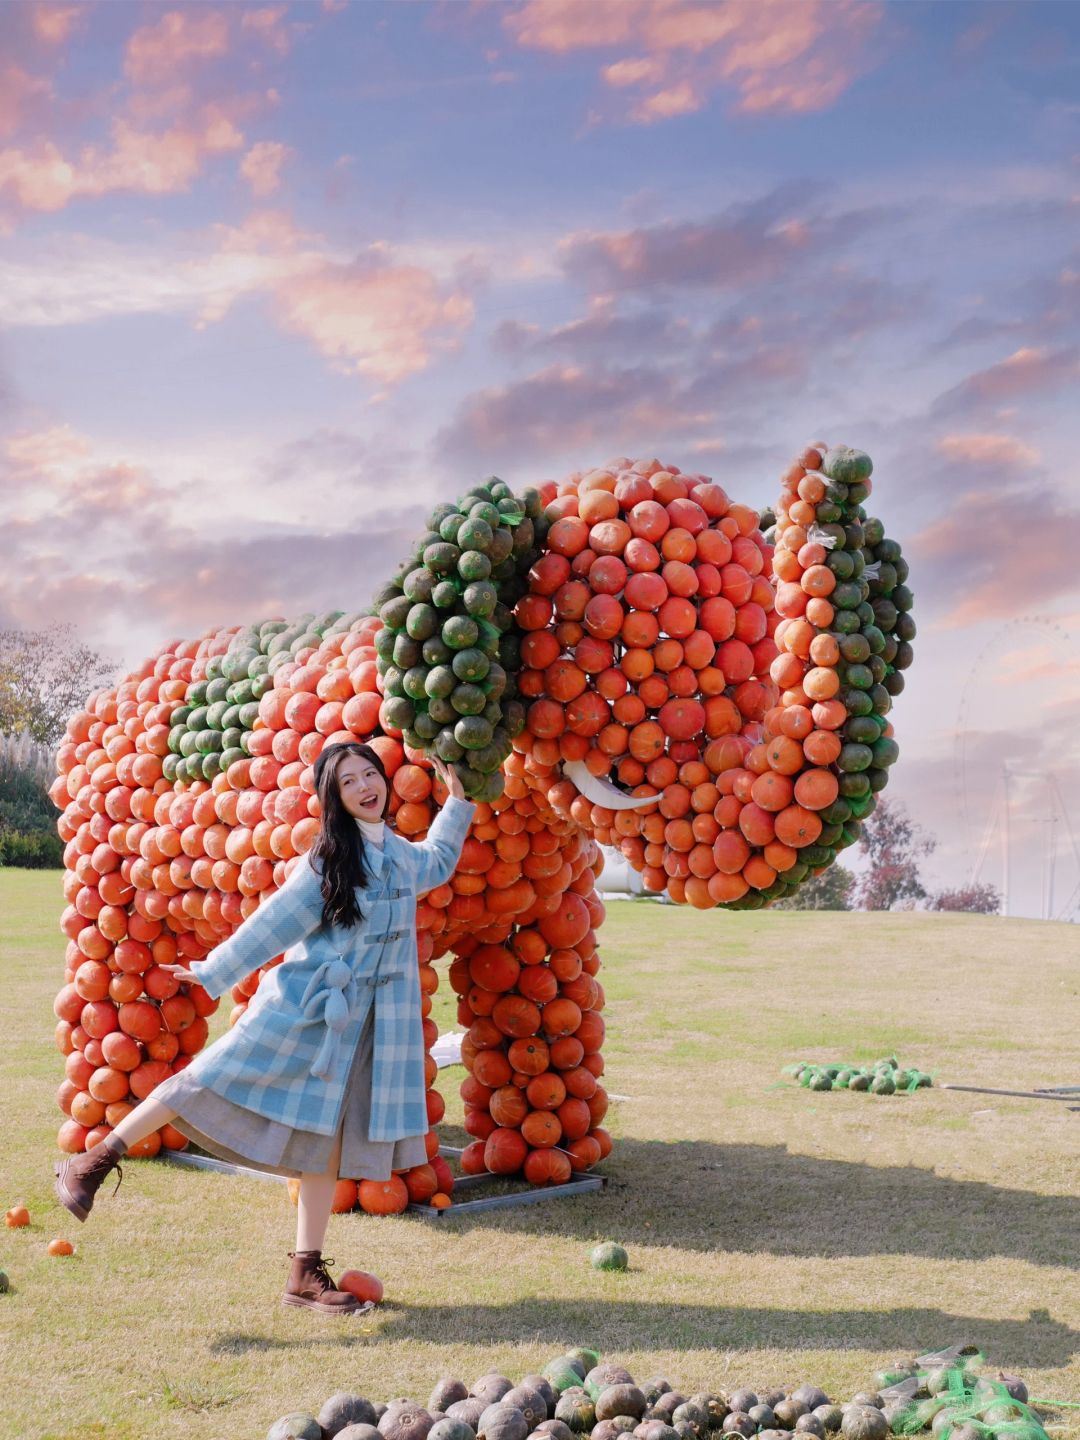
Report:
1001,765,1010,920
1046,796,1057,923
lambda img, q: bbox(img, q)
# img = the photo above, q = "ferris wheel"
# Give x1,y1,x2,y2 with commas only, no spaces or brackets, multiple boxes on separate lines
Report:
952,614,1080,921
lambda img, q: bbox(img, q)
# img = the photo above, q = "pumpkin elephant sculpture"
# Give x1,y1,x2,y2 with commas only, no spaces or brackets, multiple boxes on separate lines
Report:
49,442,914,1211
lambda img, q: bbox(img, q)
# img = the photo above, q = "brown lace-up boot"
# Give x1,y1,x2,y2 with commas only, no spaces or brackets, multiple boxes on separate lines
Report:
281,1251,368,1314
54,1136,127,1222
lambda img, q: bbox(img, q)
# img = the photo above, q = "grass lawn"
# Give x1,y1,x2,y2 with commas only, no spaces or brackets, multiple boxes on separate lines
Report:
1,868,1078,1440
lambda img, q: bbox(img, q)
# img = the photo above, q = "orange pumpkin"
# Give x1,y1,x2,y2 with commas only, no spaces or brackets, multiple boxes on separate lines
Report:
521,1109,561,1148
507,1037,549,1076
358,1176,409,1216
331,1179,359,1213
491,995,542,1039
404,1164,439,1204
523,1148,572,1186
471,1049,512,1089
460,1139,488,1175
556,1096,592,1141
540,997,582,1040
525,1071,567,1111
489,1085,529,1128
483,1126,528,1175
338,1269,384,1304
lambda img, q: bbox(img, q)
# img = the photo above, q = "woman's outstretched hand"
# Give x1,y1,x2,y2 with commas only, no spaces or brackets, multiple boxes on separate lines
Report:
159,962,201,986
431,755,466,801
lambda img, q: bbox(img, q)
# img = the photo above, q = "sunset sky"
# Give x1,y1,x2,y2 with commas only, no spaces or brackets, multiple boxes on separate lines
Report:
3,0,1079,919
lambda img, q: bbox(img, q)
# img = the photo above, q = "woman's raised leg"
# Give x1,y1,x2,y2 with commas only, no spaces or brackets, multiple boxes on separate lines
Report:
109,1096,178,1149
54,1094,178,1222
295,1127,343,1253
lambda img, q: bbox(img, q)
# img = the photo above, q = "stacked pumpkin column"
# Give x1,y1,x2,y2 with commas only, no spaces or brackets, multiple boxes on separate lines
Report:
765,442,911,865
52,639,224,1161
440,768,612,1186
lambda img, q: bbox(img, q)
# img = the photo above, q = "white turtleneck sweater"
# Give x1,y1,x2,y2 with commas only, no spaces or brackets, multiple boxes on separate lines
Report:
354,815,385,847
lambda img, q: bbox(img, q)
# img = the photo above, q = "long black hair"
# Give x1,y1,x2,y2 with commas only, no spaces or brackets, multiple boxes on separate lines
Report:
310,741,391,930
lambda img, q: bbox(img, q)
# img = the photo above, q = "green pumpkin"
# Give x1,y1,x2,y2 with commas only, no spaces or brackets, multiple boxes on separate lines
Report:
590,1243,629,1274
821,446,873,484
555,1392,596,1434
840,1408,888,1440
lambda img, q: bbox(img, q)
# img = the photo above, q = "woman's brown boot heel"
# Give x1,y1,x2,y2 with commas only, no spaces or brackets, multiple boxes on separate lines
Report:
54,1137,128,1222
282,1251,368,1314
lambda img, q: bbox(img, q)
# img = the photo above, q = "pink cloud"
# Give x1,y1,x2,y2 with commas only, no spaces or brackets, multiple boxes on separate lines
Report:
910,481,1080,628
212,206,315,255
492,300,691,361
505,1,638,50
124,9,231,86
502,0,885,124
0,509,420,660
240,139,292,196
602,57,664,88
0,63,52,141
992,644,1080,688
932,346,1080,416
0,422,425,659
30,3,85,44
240,5,294,56
272,253,475,384
0,109,244,212
937,433,1041,470
439,363,661,461
635,82,702,121
2,423,91,481
436,340,807,465
557,188,886,294
1,207,471,391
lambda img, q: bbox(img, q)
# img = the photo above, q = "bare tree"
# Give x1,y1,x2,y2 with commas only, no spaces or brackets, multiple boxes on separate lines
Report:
0,625,116,748
856,798,936,910
929,883,1001,915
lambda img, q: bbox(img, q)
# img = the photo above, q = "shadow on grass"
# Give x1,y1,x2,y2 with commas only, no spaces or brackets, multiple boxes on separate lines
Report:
434,1131,1080,1272
208,1299,1079,1367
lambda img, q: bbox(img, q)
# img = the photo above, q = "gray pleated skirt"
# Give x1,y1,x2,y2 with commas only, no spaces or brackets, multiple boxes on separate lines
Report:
153,1009,429,1181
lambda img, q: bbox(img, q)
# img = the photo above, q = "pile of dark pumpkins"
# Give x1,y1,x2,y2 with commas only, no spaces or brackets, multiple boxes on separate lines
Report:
267,1349,1048,1440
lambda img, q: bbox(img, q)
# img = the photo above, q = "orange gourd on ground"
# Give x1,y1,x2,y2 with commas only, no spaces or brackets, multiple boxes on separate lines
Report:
338,1269,384,1303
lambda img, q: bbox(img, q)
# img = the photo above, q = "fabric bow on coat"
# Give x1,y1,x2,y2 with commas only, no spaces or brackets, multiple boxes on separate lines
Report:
300,957,357,1080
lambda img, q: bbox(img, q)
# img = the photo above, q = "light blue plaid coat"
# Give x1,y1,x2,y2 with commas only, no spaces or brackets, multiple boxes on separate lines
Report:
186,796,475,1141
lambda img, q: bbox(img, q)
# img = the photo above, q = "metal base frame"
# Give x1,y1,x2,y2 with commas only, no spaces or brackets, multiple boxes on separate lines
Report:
158,1145,609,1210
160,1149,286,1184
407,1171,606,1218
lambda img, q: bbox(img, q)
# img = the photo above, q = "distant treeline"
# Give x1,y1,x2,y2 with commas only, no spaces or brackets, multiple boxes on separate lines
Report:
0,731,63,868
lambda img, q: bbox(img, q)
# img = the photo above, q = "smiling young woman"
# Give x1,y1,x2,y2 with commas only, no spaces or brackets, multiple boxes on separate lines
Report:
54,741,475,1316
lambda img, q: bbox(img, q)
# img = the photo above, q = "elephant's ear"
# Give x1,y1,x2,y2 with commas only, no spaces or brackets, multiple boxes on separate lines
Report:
503,444,911,913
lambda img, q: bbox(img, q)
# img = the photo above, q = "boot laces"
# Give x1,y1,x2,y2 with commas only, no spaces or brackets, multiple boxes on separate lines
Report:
311,1256,338,1292
82,1147,124,1196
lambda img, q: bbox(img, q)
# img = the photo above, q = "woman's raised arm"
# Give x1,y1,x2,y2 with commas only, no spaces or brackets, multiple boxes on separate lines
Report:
161,852,326,1001
406,764,476,896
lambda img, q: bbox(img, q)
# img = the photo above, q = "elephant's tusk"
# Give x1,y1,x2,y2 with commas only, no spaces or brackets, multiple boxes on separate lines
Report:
563,759,656,811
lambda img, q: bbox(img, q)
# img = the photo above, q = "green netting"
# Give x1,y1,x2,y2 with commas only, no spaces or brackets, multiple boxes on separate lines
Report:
885,1356,1051,1440
781,1056,934,1094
